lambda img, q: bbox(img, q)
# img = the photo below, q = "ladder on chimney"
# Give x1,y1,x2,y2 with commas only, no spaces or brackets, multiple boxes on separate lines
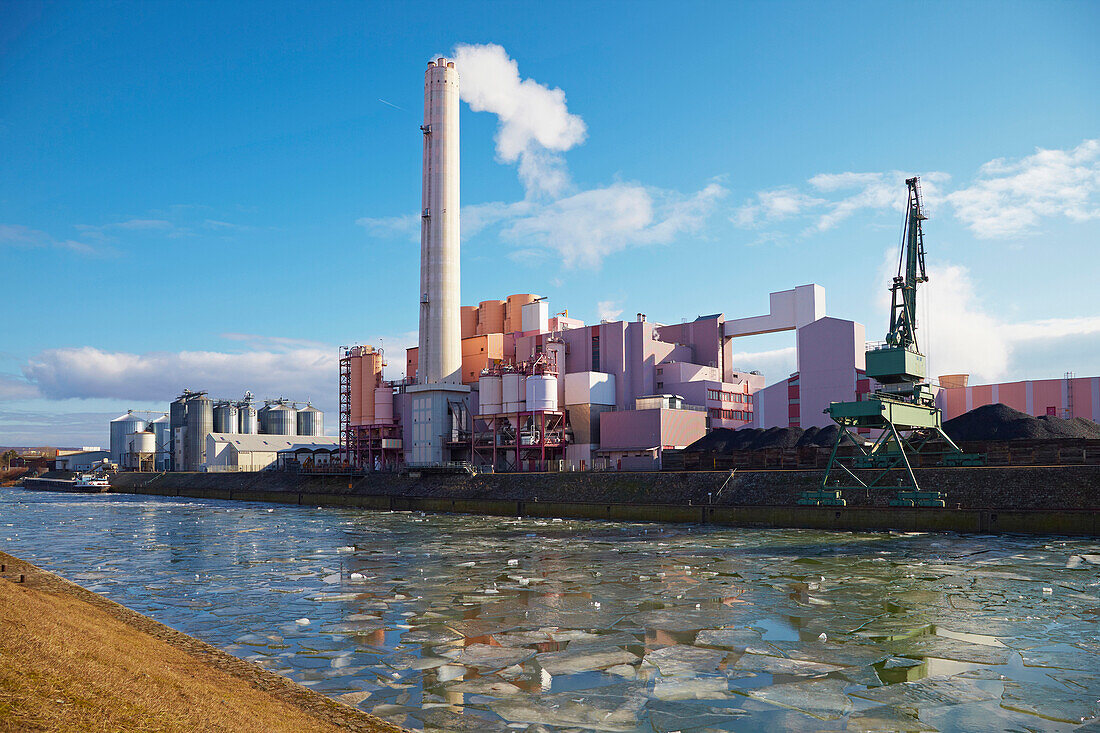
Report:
1065,372,1075,419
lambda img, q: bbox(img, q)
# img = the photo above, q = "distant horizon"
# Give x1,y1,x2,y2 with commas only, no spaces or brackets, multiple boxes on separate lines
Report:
3,1,1098,445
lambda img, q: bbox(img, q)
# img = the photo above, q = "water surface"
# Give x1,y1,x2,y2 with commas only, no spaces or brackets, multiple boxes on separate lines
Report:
3,489,1099,731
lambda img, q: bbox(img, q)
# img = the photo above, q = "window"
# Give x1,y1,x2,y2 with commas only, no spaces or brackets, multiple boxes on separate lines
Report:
591,334,600,371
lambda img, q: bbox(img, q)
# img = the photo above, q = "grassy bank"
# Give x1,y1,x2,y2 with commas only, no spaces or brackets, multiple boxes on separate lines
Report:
0,551,405,733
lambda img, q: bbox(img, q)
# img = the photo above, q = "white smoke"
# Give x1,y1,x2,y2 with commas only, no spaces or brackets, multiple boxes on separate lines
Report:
453,43,587,198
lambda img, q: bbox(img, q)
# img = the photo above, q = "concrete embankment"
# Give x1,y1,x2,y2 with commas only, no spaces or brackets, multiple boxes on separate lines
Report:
106,466,1100,536
0,550,405,733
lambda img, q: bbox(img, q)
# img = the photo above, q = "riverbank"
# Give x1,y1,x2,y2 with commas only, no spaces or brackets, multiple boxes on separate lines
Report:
0,551,406,733
102,465,1100,536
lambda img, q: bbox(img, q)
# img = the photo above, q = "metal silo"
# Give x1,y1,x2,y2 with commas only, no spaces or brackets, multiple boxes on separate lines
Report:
110,411,147,465
185,395,213,470
261,401,297,435
213,401,239,434
151,414,171,471
297,404,323,436
238,393,259,434
169,395,188,470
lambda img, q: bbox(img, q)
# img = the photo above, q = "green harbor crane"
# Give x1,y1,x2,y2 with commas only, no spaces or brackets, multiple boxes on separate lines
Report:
803,177,977,508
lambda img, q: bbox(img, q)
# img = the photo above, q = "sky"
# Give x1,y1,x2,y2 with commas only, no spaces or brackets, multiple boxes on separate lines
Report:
1,1,1098,446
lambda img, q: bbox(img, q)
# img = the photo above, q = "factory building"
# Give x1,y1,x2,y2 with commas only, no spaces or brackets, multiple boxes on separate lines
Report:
108,389,325,472
205,434,340,473
336,57,883,472
937,374,1100,422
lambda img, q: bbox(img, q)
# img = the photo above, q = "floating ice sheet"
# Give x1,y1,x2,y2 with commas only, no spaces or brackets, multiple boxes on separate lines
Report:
452,643,535,670
851,676,995,708
730,652,844,677
747,677,852,720
1000,681,1100,724
644,645,728,676
536,648,638,676
882,635,1010,665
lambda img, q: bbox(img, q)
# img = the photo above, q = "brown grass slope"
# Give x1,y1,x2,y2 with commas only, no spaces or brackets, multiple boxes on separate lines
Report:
0,551,406,733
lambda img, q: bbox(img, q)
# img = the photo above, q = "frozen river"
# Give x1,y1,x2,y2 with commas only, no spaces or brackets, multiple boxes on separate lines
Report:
3,489,1100,731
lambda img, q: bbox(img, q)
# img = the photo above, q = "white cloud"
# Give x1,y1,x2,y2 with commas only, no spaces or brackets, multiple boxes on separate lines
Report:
453,43,586,198
0,224,103,255
501,181,726,268
732,346,797,382
947,139,1100,237
355,213,419,240
734,188,824,227
597,300,622,321
0,373,40,400
23,345,336,405
733,139,1100,240
733,172,950,233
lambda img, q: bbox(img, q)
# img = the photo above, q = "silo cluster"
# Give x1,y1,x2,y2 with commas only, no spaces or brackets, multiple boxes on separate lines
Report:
347,346,392,427
160,389,323,471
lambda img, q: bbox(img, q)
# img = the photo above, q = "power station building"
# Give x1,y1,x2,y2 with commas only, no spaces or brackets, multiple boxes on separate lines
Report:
340,57,880,472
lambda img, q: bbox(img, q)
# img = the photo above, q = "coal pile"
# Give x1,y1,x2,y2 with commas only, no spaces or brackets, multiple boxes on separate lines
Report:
684,425,857,454
943,403,1100,443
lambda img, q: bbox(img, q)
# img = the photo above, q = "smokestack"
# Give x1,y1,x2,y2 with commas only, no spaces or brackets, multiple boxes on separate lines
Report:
418,57,462,385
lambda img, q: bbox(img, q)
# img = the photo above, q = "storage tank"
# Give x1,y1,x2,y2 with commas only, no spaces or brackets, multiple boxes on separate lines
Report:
151,415,171,471
213,401,238,434
110,411,147,466
506,294,539,333
238,396,259,434
261,401,297,435
526,374,558,412
185,395,213,470
546,341,567,406
502,373,526,413
477,300,505,335
127,431,156,469
361,348,383,426
349,349,364,426
374,387,394,424
478,374,502,415
460,306,479,339
297,405,323,436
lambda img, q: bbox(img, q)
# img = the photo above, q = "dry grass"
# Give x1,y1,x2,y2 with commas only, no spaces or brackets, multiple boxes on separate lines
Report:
0,552,406,732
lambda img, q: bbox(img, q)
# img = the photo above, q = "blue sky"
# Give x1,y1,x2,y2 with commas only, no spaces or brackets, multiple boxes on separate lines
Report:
2,1,1098,445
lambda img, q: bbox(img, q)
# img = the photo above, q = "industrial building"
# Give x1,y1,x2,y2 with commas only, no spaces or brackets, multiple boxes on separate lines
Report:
938,373,1100,422
108,390,328,472
340,56,1096,474
339,56,877,473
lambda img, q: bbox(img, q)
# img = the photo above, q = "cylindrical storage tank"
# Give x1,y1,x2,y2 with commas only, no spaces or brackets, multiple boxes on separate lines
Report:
185,396,213,470
374,387,394,424
297,405,323,436
502,373,523,404
460,306,479,339
261,402,297,436
213,402,238,434
127,431,156,469
506,294,539,333
526,374,558,412
361,349,381,425
546,341,567,406
238,401,258,434
478,375,502,415
350,350,364,426
151,415,171,471
477,300,505,335
110,411,147,466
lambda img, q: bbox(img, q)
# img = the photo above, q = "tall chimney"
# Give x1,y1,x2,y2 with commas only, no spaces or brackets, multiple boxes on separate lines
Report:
418,58,461,385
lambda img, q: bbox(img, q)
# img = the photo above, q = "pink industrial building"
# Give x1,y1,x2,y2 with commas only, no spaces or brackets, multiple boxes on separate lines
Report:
938,374,1100,422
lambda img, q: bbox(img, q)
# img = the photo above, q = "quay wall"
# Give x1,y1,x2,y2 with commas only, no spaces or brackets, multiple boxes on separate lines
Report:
103,466,1100,536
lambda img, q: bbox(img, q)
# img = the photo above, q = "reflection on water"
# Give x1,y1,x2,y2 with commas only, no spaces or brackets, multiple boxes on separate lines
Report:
3,490,1100,731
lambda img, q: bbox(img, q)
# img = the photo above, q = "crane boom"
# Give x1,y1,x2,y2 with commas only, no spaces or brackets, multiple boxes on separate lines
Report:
885,177,928,351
